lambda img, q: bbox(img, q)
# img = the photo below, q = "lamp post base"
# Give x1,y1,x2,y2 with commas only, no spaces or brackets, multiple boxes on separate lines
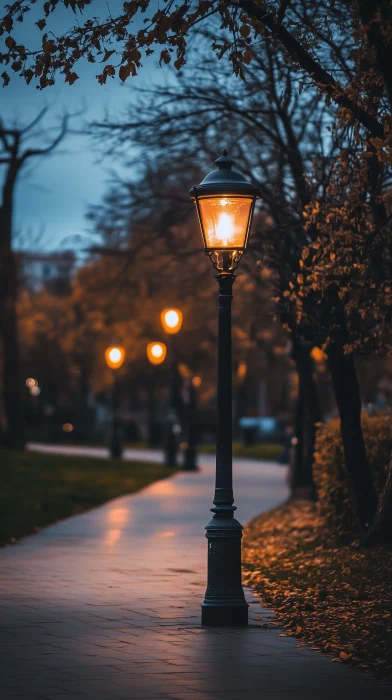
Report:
201,602,248,627
201,516,248,627
182,446,198,471
110,438,122,459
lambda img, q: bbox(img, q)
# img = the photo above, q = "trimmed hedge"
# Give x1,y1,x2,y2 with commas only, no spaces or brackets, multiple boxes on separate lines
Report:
313,412,392,539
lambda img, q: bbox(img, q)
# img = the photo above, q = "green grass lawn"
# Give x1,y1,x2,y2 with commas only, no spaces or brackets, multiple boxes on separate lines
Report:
199,442,284,461
0,449,176,546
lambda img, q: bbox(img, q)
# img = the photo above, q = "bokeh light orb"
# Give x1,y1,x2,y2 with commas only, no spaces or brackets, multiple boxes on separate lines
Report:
161,308,183,334
30,385,41,396
146,341,167,365
26,377,38,388
105,346,125,370
63,423,73,433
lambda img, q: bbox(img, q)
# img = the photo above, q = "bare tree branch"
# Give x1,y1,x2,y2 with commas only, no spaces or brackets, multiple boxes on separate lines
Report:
20,114,68,162
20,106,49,135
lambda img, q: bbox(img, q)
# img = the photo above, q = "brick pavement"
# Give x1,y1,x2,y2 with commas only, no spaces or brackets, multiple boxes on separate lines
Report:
0,454,389,700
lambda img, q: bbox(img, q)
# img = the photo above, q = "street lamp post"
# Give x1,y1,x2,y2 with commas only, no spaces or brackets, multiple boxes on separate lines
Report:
146,341,167,446
160,308,183,468
182,376,198,471
190,150,260,626
105,345,125,459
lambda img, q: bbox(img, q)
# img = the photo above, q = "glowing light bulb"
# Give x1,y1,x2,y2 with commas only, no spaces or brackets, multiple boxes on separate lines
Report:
216,212,234,246
152,344,163,358
108,348,122,364
147,342,167,365
164,310,179,329
105,346,125,369
161,308,182,334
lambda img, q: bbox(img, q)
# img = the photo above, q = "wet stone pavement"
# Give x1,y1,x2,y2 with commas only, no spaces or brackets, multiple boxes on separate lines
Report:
0,452,390,700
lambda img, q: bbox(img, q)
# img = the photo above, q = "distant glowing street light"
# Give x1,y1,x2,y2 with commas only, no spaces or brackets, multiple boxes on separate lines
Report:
237,361,247,382
190,151,260,627
105,346,125,370
311,346,327,363
160,306,194,469
105,345,125,458
146,341,167,365
160,308,183,334
146,341,167,449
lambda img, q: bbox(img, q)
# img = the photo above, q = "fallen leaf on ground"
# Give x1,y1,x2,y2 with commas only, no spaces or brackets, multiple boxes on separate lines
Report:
242,499,392,680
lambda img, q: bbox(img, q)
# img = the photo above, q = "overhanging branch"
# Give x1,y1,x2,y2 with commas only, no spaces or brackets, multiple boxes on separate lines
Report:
237,0,384,138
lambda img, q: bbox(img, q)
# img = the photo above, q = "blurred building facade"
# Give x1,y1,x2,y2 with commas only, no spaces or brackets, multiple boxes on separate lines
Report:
18,251,75,295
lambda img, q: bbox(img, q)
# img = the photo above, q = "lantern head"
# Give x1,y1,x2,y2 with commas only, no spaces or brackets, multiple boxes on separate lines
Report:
190,151,261,271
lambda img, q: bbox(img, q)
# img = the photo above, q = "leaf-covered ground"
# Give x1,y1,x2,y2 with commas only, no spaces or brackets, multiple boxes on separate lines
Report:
242,499,392,680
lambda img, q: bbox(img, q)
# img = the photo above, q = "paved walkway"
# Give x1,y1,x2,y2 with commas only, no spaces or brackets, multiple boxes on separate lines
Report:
26,443,166,464
1,453,389,699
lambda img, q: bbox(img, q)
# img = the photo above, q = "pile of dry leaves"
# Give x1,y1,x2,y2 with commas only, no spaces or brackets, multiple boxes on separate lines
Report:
242,500,392,680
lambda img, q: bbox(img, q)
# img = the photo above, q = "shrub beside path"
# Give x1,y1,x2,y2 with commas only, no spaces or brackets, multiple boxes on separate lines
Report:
0,453,389,699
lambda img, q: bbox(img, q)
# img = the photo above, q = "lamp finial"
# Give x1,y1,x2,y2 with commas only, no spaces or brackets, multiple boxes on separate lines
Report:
214,151,235,170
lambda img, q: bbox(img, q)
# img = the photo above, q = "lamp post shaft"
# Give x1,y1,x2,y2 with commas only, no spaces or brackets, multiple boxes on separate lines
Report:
164,336,180,467
201,271,248,626
183,379,198,471
110,371,122,459
215,272,234,506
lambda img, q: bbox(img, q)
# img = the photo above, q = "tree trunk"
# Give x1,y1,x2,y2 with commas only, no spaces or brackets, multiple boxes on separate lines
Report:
291,371,304,490
0,160,25,449
327,338,377,531
366,461,392,545
290,342,321,498
0,120,66,450
0,250,25,449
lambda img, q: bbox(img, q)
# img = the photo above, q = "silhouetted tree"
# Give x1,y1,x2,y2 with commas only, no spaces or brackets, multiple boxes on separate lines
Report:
0,108,68,447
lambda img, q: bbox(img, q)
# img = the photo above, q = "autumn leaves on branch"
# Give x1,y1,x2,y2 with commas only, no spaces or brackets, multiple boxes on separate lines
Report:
0,2,390,141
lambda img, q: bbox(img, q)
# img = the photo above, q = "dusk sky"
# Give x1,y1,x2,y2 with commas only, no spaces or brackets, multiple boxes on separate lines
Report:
1,0,164,253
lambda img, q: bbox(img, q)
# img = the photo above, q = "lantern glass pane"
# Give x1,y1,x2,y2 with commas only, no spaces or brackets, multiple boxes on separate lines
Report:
198,196,253,250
